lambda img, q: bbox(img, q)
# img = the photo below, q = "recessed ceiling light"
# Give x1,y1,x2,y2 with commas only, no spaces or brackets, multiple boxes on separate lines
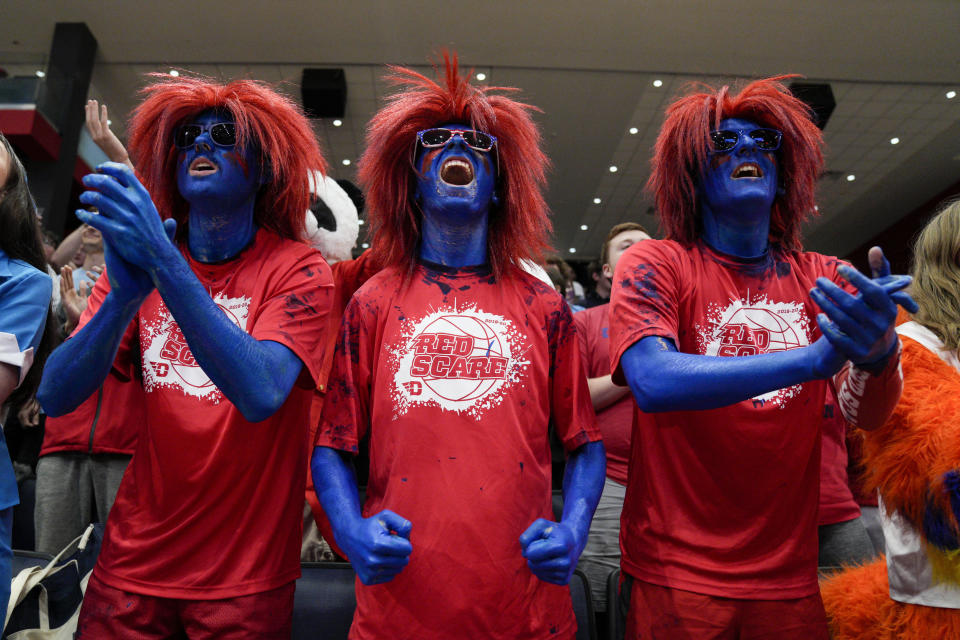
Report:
814,205,819,212
342,159,351,166
35,70,45,78
568,247,577,253
580,224,589,231
890,137,899,145
629,127,638,135
593,197,602,204
332,119,343,127
358,219,364,226
476,73,486,81
361,242,369,249
652,79,663,88
609,166,618,173
947,90,957,100
107,120,112,126
169,69,179,77
846,174,856,182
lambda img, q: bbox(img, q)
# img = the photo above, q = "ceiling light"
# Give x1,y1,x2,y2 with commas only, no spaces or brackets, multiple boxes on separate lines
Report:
361,242,369,249
580,224,589,231
476,72,486,81
889,137,899,145
169,69,179,77
814,205,819,212
342,159,351,166
35,70,45,78
358,219,364,226
629,127,638,135
947,90,957,100
332,119,342,127
652,79,663,88
846,174,855,182
609,166,618,173
593,197,602,204
568,247,576,253
107,120,112,126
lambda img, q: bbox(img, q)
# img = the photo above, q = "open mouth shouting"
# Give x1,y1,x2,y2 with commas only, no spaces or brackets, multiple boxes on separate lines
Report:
189,156,219,177
439,157,475,186
731,162,763,179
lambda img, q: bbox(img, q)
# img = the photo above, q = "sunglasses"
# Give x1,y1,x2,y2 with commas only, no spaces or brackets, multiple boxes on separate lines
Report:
174,122,237,149
709,128,782,153
416,128,497,152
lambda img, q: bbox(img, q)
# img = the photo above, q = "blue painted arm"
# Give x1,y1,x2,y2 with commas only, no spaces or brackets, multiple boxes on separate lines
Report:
38,226,166,417
623,250,915,413
74,163,302,422
622,334,843,413
311,446,412,585
519,440,606,585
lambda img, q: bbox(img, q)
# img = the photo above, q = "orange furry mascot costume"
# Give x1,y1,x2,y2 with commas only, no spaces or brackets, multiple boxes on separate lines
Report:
821,201,960,638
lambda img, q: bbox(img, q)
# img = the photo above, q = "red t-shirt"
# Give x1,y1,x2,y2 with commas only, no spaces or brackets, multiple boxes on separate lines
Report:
609,239,851,600
818,385,860,525
316,261,600,640
79,229,333,599
574,303,633,485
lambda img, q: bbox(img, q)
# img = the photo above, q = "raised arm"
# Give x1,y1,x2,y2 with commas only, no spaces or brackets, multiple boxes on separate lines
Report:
85,100,134,170
77,163,308,422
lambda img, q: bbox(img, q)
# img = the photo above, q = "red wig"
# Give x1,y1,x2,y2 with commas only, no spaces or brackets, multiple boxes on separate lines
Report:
358,52,551,279
647,76,823,251
127,74,325,241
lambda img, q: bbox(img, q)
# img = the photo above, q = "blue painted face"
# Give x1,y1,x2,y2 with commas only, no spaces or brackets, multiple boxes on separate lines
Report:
176,110,262,206
700,117,779,214
414,122,497,221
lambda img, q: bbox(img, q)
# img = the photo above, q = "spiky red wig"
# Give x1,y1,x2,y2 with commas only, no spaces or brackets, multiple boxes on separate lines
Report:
647,76,823,251
127,74,325,241
358,52,551,279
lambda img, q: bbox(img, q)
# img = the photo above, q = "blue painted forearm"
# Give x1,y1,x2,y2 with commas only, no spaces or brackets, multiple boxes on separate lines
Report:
623,334,841,413
311,446,364,542
38,291,139,417
148,250,302,422
560,440,606,549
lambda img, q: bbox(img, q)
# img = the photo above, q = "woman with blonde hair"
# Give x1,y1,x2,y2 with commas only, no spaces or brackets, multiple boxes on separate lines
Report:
822,198,960,638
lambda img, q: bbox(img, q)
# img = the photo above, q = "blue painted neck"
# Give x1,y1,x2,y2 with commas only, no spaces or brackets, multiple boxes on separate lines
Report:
418,210,489,267
700,201,771,259
187,200,258,263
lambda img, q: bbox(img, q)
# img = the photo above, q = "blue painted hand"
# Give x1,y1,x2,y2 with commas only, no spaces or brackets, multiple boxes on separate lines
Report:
519,518,583,585
340,509,413,586
810,247,917,367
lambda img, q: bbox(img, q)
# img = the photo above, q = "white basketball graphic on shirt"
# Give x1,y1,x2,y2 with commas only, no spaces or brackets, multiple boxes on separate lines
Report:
699,297,811,407
416,315,506,401
391,304,530,418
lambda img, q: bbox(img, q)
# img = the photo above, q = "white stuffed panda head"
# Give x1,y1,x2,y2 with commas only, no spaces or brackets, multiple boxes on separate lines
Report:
303,170,360,263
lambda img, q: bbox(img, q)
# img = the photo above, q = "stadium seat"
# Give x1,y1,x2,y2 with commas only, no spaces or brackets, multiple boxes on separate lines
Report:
292,562,356,640
570,568,597,640
606,567,624,640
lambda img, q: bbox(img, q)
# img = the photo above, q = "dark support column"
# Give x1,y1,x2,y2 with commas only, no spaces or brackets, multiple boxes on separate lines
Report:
32,23,97,234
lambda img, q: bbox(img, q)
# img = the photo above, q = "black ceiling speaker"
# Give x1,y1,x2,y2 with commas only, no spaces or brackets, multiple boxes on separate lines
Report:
301,68,347,119
788,82,835,130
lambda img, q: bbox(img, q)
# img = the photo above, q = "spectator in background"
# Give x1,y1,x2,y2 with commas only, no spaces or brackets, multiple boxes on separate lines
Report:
548,256,586,307
574,222,649,619
581,259,609,308
0,132,54,614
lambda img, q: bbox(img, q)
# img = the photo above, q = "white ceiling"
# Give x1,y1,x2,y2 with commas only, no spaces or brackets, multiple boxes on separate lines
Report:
2,0,959,259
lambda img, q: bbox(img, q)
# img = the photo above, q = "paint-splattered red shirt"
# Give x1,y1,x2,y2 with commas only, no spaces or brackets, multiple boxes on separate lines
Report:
317,261,599,639
609,239,855,599
79,229,333,598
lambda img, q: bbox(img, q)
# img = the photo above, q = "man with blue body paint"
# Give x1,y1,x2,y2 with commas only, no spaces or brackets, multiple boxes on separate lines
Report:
38,76,332,638
609,77,916,638
312,55,605,639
